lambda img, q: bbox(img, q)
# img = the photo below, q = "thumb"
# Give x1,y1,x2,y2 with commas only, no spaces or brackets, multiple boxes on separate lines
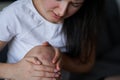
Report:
42,41,51,46
25,56,42,65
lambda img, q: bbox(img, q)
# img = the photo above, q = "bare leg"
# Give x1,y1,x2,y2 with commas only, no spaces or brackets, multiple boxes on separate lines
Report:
104,76,120,80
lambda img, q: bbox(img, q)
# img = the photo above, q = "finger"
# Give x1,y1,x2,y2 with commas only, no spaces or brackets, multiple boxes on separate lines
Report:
32,71,60,78
52,48,61,64
56,58,62,71
25,56,42,64
32,77,57,80
33,64,58,72
42,42,51,46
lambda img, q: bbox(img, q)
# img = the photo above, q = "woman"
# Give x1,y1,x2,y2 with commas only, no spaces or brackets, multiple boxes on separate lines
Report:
0,0,105,80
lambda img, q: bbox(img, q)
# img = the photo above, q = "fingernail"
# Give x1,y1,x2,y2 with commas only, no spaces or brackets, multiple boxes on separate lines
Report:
57,72,61,75
54,69,58,72
52,60,55,63
55,74,59,77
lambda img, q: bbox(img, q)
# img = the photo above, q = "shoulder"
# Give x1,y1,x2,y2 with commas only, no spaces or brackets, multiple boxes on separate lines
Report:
0,0,34,27
0,1,23,21
0,0,30,18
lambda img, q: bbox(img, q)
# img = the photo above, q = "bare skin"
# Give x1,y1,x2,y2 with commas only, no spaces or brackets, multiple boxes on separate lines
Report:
24,42,61,80
0,39,94,80
25,42,61,70
0,41,61,80
0,56,59,80
0,0,95,79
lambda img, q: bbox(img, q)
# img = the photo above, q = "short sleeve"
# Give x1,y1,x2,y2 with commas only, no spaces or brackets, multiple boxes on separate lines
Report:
0,6,17,42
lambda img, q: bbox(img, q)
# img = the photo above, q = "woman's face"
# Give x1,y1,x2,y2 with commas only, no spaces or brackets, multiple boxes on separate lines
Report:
33,0,84,23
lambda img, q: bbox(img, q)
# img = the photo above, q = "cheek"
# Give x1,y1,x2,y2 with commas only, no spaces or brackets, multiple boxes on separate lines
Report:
44,1,57,10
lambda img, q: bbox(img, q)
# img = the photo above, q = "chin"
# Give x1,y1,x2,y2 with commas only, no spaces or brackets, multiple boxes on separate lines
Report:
48,19,61,23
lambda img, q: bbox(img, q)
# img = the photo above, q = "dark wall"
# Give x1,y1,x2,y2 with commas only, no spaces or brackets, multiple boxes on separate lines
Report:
0,0,16,2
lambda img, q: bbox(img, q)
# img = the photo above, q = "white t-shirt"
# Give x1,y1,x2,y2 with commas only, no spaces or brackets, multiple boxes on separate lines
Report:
0,0,66,63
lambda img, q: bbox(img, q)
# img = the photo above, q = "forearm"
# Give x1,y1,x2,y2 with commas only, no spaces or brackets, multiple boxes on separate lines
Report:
62,52,95,73
0,63,14,79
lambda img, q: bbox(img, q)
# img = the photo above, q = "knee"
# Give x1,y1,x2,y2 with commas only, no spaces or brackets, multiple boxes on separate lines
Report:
104,76,120,80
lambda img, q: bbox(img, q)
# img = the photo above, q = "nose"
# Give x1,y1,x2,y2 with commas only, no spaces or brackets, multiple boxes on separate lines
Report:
58,2,68,17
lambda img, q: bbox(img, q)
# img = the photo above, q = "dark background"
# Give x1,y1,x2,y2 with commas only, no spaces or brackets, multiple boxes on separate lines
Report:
0,0,15,2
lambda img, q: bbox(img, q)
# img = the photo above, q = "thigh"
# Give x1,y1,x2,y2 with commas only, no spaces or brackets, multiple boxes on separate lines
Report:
104,76,120,80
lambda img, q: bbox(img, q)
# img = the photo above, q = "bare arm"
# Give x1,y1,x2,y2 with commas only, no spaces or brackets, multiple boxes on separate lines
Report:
62,52,95,73
52,49,95,73
0,41,58,80
47,42,95,73
0,40,14,79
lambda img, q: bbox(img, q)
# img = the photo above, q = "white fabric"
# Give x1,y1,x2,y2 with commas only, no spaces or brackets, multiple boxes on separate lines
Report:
0,0,66,63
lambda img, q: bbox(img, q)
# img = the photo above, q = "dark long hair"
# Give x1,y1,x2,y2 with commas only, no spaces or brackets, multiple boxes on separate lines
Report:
62,0,105,63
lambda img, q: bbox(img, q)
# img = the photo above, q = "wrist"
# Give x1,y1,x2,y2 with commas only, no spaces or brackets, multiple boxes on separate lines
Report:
0,63,16,79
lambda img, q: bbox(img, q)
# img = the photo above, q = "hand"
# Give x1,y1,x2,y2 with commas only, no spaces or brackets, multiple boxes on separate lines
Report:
25,42,62,71
24,42,61,79
42,42,62,71
10,56,59,80
52,47,62,71
25,43,55,66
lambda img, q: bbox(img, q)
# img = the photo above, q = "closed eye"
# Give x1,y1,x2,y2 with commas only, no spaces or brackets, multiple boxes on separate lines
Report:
71,3,82,7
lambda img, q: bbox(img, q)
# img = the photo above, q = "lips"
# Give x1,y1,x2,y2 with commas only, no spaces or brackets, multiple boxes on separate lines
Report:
52,12,61,19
